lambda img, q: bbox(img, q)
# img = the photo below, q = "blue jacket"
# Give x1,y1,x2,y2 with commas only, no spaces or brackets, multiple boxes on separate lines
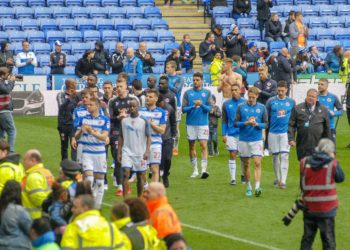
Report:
123,56,143,85
222,97,246,137
318,92,343,129
325,52,341,73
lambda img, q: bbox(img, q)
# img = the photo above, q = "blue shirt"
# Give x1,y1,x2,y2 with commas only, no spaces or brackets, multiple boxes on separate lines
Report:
318,92,343,129
222,97,246,137
123,56,143,85
139,106,166,145
234,102,268,142
266,96,295,134
167,74,184,107
78,114,110,155
182,88,212,126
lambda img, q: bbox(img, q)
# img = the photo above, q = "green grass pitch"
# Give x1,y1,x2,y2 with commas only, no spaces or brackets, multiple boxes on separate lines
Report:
14,116,350,250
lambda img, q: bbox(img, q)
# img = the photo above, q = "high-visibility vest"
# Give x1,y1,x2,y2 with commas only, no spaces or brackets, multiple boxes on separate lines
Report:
300,157,338,213
0,161,24,195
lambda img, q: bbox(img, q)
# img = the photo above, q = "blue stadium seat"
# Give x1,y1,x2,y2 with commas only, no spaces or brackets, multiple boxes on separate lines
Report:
125,7,144,18
334,28,350,40
164,42,179,54
215,18,234,30
146,42,164,54
152,65,164,74
124,41,139,49
2,19,21,31
83,0,101,6
269,41,285,53
327,16,345,28
40,19,58,31
302,16,311,28
308,40,325,52
324,40,341,52
121,30,139,42
212,6,231,18
151,19,168,30
65,0,83,6
345,16,350,28
222,28,230,37
33,42,51,54
10,0,28,7
8,30,26,42
300,5,319,16
64,66,75,74
59,43,72,54
13,42,27,54
317,52,327,60
237,18,255,29
330,0,348,3
76,18,96,31
120,0,137,7
53,7,72,18
309,16,327,28
0,7,15,18
132,18,152,30
66,54,77,66
294,0,312,4
34,7,53,18
108,7,126,18
26,30,45,42
83,30,100,41
21,19,40,30
71,7,89,18
0,0,10,7
15,7,34,18
250,8,257,17
255,41,268,49
139,30,157,42
114,19,133,30
46,30,65,44
71,42,90,54
34,67,48,74
38,54,50,66
308,29,317,40
57,19,76,30
138,0,155,7
271,6,285,16
153,54,167,66
282,6,302,17
337,5,350,16
157,30,174,43
319,5,337,16
311,0,329,3
105,41,117,53
0,32,9,41
241,29,260,41
101,0,119,6
101,30,119,41
144,7,161,19
28,0,45,6
47,0,65,6
95,19,114,30
341,40,350,50
89,7,108,18
65,30,83,42
316,28,335,40
275,0,293,5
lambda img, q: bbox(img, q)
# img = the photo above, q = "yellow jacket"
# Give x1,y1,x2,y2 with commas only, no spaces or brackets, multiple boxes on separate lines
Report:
135,221,166,250
209,58,223,86
21,163,54,219
61,210,131,250
0,154,24,195
340,58,350,83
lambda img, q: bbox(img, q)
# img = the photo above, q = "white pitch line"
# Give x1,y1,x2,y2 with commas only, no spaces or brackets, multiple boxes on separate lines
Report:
102,202,281,250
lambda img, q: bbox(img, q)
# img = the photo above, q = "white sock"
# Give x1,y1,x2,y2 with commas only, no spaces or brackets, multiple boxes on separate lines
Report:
201,159,208,173
280,153,289,184
86,175,94,189
229,160,236,181
191,158,197,170
94,179,104,209
272,154,280,182
246,181,252,190
255,181,260,189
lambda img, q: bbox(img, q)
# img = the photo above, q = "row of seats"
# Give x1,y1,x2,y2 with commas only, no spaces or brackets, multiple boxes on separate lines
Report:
0,6,161,19
268,40,350,53
0,29,175,43
0,0,155,7
221,0,350,6
0,18,169,32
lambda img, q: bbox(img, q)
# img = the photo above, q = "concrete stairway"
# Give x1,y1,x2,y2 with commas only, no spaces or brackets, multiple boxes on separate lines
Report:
156,1,211,71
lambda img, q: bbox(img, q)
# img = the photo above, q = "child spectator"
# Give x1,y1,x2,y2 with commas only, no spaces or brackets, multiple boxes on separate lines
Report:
309,46,325,73
295,48,313,74
179,34,196,73
209,51,223,86
208,95,221,156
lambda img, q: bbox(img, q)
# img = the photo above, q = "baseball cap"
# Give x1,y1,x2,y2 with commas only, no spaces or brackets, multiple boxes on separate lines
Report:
55,40,62,46
248,42,257,49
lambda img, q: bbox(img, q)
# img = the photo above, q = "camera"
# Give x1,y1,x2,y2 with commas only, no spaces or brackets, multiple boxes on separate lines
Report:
14,75,24,81
282,199,306,226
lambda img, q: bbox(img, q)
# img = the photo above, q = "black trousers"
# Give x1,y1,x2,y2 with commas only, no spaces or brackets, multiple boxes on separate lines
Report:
58,126,76,161
110,136,123,186
300,215,335,250
161,138,174,177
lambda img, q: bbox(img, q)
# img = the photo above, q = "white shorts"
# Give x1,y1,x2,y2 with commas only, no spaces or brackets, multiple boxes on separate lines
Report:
76,143,83,164
268,132,290,154
149,144,162,165
186,125,209,141
226,136,239,152
82,153,107,174
238,141,263,158
121,153,148,172
176,107,182,122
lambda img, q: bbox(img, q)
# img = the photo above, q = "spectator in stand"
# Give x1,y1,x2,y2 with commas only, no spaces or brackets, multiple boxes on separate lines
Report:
75,50,95,80
212,24,225,53
289,12,308,59
164,49,182,74
257,0,273,40
0,180,32,250
246,42,260,72
124,48,143,86
16,41,37,75
276,48,293,95
226,24,247,58
340,50,350,84
135,42,155,73
110,42,125,74
232,0,251,19
30,218,60,250
199,32,217,73
179,34,196,73
93,41,110,75
325,45,344,74
267,53,278,81
295,48,313,74
209,51,223,86
208,95,221,157
282,11,295,44
309,46,325,73
50,41,66,75
265,13,283,44
0,41,14,72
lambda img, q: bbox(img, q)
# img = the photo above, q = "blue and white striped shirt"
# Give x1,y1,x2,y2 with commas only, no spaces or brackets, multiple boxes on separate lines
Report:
139,106,166,145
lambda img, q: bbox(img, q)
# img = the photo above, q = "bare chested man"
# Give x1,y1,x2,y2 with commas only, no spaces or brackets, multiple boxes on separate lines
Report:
217,58,242,103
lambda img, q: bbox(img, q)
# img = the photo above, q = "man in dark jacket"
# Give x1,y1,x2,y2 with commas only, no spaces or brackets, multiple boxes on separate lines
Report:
199,32,217,73
257,0,273,40
93,41,110,75
225,24,247,58
288,89,331,161
0,41,14,72
212,24,225,53
265,13,283,43
50,40,67,75
110,42,125,74
282,11,295,44
75,50,95,79
276,48,293,95
135,42,155,73
246,42,260,72
179,34,196,73
232,0,251,19
253,66,277,105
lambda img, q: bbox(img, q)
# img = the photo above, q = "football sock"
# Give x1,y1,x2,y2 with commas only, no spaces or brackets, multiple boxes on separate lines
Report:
272,154,280,181
86,175,94,189
201,159,208,173
191,158,197,170
247,181,252,190
95,179,104,209
229,160,236,180
255,181,260,190
281,153,289,184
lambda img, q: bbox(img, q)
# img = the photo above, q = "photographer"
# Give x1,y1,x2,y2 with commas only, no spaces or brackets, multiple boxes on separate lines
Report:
299,139,344,250
0,67,16,153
